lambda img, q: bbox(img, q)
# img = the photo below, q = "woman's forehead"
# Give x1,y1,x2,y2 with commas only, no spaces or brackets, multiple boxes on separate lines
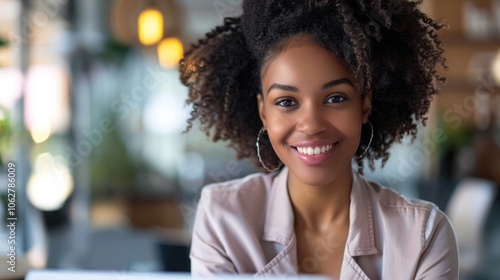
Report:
261,38,353,87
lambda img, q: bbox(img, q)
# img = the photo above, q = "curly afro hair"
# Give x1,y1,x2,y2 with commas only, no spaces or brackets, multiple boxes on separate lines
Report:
179,0,446,173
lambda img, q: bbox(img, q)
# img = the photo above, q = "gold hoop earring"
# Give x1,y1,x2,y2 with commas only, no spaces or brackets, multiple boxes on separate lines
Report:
256,127,281,172
357,121,374,159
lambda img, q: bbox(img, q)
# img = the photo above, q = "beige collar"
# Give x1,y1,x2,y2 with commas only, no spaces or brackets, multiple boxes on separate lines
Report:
262,166,378,257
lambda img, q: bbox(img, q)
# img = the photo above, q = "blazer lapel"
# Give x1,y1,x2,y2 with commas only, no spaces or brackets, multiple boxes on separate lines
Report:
256,167,299,276
340,254,371,280
340,170,380,280
254,235,299,276
256,168,378,279
261,167,294,244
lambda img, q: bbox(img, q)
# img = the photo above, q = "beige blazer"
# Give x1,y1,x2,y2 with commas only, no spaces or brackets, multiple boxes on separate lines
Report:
190,167,459,279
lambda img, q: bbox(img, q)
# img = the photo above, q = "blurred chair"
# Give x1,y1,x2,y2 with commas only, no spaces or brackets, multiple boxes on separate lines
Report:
152,227,191,272
156,241,190,272
446,178,497,277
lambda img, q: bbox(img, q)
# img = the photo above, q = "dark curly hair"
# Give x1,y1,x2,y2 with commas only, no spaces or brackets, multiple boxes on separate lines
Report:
179,0,446,173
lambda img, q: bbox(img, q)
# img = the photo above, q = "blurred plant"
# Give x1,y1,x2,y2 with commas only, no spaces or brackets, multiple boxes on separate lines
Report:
94,39,131,65
89,115,138,198
69,37,136,198
0,106,12,227
436,111,474,158
0,106,12,166
0,37,8,68
0,37,8,48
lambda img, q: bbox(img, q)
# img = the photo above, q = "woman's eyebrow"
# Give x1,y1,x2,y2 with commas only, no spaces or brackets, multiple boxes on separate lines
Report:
321,78,354,90
266,84,299,95
267,78,354,95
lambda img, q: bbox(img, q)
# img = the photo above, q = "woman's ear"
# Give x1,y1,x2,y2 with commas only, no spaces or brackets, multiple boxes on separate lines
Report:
257,94,267,128
362,91,372,124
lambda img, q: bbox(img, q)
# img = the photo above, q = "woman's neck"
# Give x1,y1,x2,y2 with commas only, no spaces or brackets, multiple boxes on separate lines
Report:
287,167,352,233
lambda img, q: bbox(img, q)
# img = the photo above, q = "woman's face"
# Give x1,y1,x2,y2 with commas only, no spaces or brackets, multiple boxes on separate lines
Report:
257,36,371,187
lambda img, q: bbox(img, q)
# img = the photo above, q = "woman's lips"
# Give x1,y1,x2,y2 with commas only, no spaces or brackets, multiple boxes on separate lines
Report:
291,142,338,165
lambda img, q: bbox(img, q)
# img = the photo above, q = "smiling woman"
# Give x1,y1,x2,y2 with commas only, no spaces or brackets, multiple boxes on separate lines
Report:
180,0,458,279
257,36,370,188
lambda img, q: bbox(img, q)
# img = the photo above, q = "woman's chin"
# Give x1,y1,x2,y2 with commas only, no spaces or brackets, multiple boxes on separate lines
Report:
289,167,349,188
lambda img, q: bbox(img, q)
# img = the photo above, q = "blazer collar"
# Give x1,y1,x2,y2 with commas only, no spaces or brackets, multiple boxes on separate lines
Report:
262,167,295,244
262,167,378,256
347,170,378,256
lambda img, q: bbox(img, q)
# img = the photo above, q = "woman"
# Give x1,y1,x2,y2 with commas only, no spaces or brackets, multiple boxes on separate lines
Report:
180,0,459,278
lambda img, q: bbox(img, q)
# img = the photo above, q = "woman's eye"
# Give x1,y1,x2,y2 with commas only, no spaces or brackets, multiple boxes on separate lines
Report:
326,95,347,103
276,99,298,107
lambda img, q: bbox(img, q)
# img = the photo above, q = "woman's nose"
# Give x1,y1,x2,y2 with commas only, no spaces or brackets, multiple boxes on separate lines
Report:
296,105,328,135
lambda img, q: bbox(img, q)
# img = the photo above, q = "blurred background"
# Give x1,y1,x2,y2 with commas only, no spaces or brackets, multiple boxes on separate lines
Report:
0,0,498,279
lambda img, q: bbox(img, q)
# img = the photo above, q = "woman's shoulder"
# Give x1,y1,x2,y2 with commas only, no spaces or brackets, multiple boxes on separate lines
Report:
361,177,452,243
359,177,459,277
365,178,439,212
196,171,277,221
200,171,275,198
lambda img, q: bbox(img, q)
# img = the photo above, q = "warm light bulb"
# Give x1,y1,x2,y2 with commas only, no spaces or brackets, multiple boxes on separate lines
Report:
138,8,164,45
31,119,52,144
158,37,183,68
27,153,74,211
493,50,500,84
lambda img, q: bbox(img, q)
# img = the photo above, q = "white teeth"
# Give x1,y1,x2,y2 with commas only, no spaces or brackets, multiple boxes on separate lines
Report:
295,144,334,156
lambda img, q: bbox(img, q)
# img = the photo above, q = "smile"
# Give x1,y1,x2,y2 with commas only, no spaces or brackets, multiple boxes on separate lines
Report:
295,144,333,156
291,141,339,165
